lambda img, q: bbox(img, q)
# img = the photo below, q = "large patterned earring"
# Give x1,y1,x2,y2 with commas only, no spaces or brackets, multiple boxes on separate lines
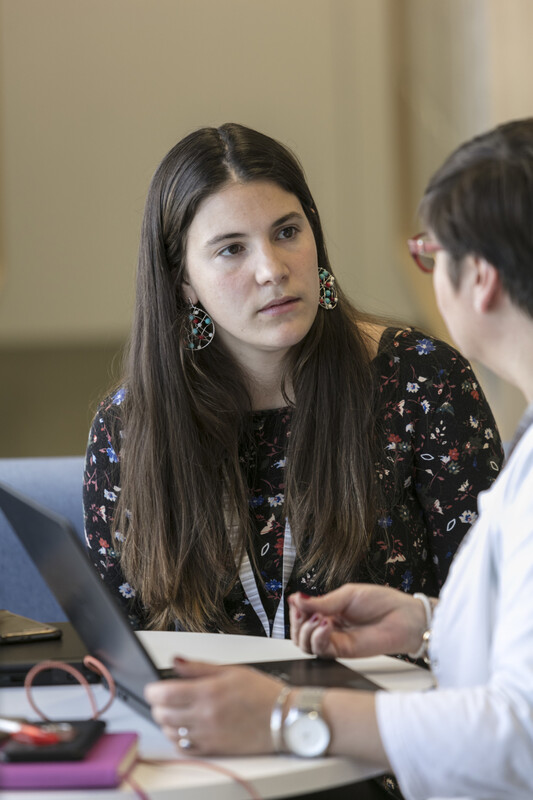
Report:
318,267,338,310
185,300,215,350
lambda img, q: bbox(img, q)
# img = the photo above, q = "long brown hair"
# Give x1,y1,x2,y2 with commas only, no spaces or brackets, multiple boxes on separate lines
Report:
115,123,380,631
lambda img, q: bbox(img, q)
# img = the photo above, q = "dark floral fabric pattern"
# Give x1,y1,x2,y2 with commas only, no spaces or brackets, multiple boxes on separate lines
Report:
83,328,504,634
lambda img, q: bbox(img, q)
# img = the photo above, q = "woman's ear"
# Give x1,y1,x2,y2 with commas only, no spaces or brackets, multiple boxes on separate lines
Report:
181,277,198,306
473,258,502,314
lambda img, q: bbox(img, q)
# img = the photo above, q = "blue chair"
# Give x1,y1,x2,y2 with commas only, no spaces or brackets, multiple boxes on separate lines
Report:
0,457,85,622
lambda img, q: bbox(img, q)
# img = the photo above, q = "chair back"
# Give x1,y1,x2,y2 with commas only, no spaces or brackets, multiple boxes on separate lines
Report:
0,457,85,622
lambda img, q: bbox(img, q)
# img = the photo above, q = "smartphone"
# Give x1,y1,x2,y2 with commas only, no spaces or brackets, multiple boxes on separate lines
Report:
0,719,106,762
0,610,62,645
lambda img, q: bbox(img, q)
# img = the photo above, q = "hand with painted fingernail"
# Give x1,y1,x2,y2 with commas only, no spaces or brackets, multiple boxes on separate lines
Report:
289,585,432,659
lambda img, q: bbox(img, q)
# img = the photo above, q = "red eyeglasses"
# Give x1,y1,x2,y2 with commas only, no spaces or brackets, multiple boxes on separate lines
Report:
407,233,442,273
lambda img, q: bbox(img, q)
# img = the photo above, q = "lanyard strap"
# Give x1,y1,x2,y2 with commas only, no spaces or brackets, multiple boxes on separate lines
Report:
225,507,296,639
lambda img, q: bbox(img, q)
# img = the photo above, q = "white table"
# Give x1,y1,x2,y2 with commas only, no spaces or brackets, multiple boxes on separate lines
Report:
0,632,435,799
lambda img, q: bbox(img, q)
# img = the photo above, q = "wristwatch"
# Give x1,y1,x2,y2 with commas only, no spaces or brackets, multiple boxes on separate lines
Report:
283,687,331,758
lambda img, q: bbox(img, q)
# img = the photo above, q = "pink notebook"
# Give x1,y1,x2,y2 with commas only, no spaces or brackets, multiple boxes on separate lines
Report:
0,732,138,789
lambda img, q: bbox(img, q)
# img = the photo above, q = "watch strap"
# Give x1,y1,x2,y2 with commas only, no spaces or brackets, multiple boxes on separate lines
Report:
289,687,326,713
270,684,291,753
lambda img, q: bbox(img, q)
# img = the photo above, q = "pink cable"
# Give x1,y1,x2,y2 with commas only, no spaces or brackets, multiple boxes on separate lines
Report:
23,655,116,720
134,758,263,800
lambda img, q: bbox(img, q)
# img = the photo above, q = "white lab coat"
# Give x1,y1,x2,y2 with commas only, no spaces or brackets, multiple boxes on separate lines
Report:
376,408,533,800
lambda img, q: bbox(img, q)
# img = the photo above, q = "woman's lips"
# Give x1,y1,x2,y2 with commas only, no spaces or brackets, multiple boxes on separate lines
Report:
259,297,300,315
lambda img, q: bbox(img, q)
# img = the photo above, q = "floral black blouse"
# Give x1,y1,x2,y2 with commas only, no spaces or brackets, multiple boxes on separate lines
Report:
83,328,504,635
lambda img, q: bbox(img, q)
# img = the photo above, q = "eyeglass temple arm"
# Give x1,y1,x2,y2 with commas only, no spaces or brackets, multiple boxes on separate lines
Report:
407,234,441,255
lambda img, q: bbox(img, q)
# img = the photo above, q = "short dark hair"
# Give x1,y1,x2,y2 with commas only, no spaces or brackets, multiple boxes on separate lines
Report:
419,117,533,317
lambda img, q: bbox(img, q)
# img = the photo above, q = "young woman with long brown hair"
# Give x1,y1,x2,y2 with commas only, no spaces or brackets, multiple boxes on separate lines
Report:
83,123,502,639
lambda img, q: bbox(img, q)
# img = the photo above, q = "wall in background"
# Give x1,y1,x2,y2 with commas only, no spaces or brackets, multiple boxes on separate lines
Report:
0,342,123,456
0,0,532,455
0,0,414,348
398,0,533,441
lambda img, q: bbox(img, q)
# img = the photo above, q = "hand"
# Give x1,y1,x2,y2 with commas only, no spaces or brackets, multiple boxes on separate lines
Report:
144,658,284,755
289,583,430,659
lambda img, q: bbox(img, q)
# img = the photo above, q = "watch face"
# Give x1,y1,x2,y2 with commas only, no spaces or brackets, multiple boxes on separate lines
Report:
284,712,330,758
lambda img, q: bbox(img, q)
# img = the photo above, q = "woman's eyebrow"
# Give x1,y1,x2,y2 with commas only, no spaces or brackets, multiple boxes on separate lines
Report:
272,211,305,227
206,231,246,247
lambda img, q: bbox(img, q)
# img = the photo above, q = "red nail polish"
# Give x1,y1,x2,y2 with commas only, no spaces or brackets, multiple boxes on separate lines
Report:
310,613,320,623
300,593,311,599
320,618,329,627
174,656,188,664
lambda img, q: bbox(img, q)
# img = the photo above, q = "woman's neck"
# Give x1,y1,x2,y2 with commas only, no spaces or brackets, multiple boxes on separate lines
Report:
244,321,386,410
241,357,292,411
249,377,292,411
476,302,533,404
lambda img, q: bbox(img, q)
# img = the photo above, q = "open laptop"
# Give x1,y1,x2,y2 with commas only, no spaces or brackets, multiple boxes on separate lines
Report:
0,482,378,722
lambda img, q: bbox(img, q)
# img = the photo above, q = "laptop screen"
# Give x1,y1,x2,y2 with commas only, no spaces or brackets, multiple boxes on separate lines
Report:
0,482,161,711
